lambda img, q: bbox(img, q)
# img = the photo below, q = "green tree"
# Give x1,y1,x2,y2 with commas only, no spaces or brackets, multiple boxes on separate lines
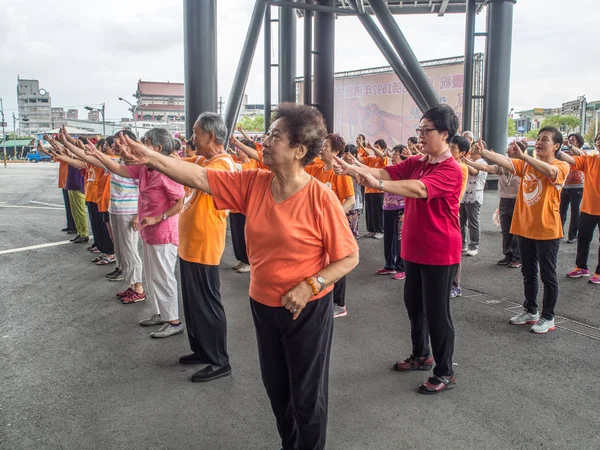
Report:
507,117,517,137
540,115,581,134
526,129,539,140
236,115,265,132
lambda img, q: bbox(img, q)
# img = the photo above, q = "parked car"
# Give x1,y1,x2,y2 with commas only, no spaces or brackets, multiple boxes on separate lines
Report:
26,150,52,163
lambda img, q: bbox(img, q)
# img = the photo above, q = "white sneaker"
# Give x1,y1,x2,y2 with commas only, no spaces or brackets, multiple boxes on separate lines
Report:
333,305,347,318
232,261,244,270
531,317,556,334
509,310,539,325
465,249,478,256
237,263,250,273
151,323,184,339
373,232,384,239
139,314,165,327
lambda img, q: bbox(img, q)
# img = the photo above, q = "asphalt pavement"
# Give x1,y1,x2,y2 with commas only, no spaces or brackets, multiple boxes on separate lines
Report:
1,164,599,450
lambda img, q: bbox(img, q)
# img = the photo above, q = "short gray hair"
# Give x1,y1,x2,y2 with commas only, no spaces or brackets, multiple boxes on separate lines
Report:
196,112,227,145
462,130,474,140
145,128,174,156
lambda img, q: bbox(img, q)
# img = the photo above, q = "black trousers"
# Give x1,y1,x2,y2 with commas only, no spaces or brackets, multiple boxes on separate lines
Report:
333,276,346,307
179,258,229,367
383,209,403,271
62,188,75,230
251,293,333,450
575,212,600,274
499,198,520,262
87,201,114,254
560,188,583,241
364,193,384,233
230,213,249,265
403,261,458,377
518,237,560,320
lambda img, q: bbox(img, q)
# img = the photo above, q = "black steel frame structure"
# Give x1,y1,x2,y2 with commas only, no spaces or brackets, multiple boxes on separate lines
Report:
184,0,516,154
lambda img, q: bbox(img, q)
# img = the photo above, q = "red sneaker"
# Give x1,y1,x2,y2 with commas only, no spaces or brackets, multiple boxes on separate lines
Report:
116,288,134,299
392,272,406,280
376,268,397,275
392,354,434,372
121,291,146,304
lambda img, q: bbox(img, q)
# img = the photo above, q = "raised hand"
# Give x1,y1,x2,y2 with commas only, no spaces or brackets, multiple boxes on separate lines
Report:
118,132,153,165
62,126,77,145
333,155,357,176
355,171,380,190
507,142,524,159
401,146,412,159
84,141,100,158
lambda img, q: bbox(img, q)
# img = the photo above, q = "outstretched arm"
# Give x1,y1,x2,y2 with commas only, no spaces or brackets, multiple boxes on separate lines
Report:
118,133,211,193
230,136,259,161
463,158,499,174
333,155,391,181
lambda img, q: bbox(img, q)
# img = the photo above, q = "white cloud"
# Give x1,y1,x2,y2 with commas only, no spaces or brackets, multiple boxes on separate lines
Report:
0,0,599,129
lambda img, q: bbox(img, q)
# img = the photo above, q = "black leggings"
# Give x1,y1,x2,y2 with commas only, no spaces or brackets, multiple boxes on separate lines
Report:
365,193,384,233
575,212,600,274
87,201,114,254
230,213,249,265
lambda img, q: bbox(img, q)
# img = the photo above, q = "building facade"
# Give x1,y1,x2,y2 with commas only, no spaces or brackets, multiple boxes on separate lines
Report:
67,109,79,120
17,77,52,133
51,107,67,128
135,81,184,122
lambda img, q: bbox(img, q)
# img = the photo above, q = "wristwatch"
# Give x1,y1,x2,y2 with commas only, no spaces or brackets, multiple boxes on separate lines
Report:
379,180,384,191
315,275,326,292
162,212,168,221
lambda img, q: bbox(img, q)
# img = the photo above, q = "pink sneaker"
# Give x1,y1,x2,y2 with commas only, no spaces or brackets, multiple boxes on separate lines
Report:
392,272,406,280
589,274,600,284
376,268,397,275
567,268,590,278
121,291,147,304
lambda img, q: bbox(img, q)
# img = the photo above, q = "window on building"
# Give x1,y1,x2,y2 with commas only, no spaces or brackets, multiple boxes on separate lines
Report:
168,97,174,105
40,99,48,103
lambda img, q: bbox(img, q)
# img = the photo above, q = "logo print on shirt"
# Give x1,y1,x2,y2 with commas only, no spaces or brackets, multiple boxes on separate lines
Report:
182,188,197,212
522,173,542,206
325,181,332,189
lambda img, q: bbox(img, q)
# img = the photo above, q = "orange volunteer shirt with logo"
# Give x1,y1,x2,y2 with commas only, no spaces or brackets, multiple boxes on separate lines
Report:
305,164,355,205
207,169,359,307
178,154,235,265
84,165,103,203
362,155,388,194
96,166,111,212
509,159,570,240
574,155,600,216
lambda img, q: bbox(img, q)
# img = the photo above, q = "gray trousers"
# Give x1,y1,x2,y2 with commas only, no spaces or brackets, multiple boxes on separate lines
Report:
110,213,143,286
460,202,481,251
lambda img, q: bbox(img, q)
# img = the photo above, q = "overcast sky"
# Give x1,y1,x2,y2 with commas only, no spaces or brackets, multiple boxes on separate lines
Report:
1,0,598,128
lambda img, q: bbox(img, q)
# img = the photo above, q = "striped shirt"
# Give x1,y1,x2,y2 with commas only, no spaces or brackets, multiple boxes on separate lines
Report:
109,159,139,215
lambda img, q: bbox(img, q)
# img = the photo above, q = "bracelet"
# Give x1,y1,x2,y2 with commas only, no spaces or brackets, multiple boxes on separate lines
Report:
379,179,384,191
305,277,319,296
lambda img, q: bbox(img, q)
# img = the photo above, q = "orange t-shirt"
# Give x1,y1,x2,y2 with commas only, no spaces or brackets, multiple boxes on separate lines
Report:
58,161,69,189
178,153,235,265
459,162,469,199
363,155,388,194
207,170,359,307
96,164,112,213
357,146,368,158
574,155,600,216
84,165,103,203
305,164,355,205
509,158,570,240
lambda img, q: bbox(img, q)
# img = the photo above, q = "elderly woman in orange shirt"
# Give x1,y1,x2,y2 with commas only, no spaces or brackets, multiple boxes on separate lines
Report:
305,133,355,318
115,103,359,450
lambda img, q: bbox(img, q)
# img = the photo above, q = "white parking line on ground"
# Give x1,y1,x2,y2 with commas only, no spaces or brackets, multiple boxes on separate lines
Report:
0,204,62,210
0,240,72,255
29,200,64,208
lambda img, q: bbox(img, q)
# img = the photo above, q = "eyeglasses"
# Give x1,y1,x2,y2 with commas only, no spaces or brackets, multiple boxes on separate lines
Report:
415,127,436,136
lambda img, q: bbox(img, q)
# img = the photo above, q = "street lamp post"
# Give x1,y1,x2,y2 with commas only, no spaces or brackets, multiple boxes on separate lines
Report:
0,98,6,158
85,104,106,135
118,97,139,138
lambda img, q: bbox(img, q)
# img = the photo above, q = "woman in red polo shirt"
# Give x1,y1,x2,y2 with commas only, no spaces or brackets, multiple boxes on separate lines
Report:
335,104,462,394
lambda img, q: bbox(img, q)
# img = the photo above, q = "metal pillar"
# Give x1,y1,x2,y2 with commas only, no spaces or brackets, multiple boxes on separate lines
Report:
224,0,268,142
183,0,217,137
367,0,440,109
482,0,516,155
314,0,335,132
462,0,476,133
349,0,427,112
303,1,313,106
264,5,272,131
279,5,297,103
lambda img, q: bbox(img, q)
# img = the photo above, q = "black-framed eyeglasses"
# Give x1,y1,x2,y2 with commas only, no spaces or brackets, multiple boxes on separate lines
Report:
415,127,436,136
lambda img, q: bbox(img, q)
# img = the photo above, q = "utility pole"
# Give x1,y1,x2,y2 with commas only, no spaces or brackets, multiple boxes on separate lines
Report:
218,96,224,116
0,98,6,158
